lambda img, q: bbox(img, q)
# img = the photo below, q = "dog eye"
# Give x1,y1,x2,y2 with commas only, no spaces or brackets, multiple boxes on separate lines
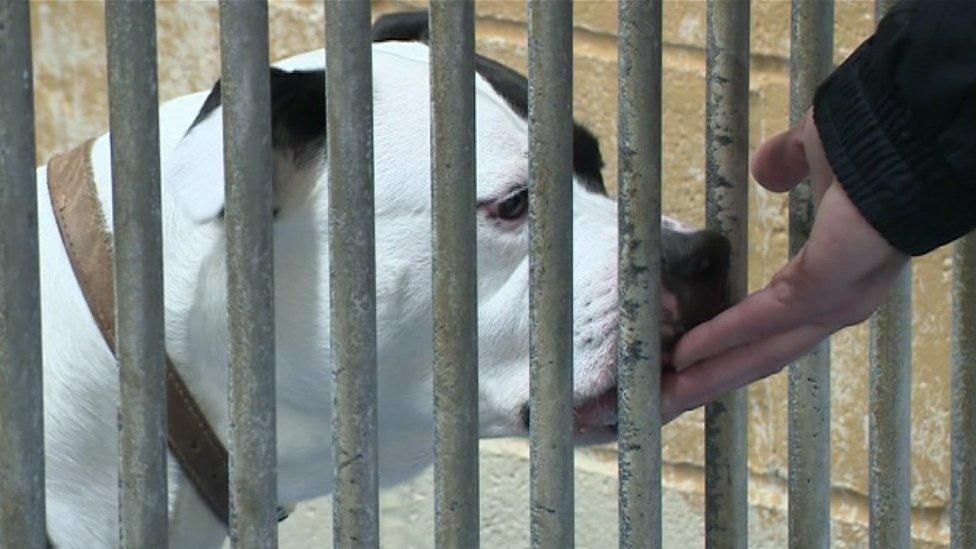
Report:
497,189,528,220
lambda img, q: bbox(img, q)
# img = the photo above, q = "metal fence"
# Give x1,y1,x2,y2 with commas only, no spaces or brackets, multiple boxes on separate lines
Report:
0,0,973,548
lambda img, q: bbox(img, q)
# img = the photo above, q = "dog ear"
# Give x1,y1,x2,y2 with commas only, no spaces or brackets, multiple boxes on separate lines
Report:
173,68,326,222
372,11,430,43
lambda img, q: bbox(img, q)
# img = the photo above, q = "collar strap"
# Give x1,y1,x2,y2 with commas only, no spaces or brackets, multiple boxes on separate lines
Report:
47,138,231,527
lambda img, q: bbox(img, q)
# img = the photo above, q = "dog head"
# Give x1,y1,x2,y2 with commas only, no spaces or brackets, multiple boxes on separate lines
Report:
160,15,729,463
371,13,729,444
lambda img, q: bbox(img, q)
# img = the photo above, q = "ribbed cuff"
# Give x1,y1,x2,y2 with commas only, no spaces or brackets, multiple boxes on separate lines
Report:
814,43,970,256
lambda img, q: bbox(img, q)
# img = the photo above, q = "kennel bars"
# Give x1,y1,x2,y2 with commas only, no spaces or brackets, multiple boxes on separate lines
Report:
617,1,664,547
0,2,45,548
526,1,576,547
429,2,480,549
703,2,750,547
324,2,381,547
867,0,913,546
219,1,279,546
786,1,833,547
2,1,975,548
106,1,169,546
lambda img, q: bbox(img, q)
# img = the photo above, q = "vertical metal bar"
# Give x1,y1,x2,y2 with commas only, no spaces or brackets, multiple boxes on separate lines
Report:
429,2,479,548
0,2,46,547
218,1,278,546
867,3,911,549
704,2,750,547
105,2,168,546
617,1,663,548
868,277,912,549
527,1,574,547
325,1,380,547
952,231,976,548
786,2,833,548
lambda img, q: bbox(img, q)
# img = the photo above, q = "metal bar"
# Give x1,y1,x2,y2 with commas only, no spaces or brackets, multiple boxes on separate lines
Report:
704,2,750,547
868,271,911,549
218,1,277,546
617,1,663,548
0,2,46,547
786,2,833,548
325,1,380,547
867,3,911,548
952,231,976,548
429,2,479,548
527,1,574,547
105,2,168,546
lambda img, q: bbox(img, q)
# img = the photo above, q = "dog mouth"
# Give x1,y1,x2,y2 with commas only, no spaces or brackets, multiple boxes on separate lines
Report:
519,331,685,444
573,386,618,442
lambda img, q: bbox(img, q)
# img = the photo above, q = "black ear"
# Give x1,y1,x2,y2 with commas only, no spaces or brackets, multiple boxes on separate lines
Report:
571,125,605,195
372,11,606,195
186,68,326,218
268,68,326,162
372,11,430,43
188,68,325,163
466,56,607,194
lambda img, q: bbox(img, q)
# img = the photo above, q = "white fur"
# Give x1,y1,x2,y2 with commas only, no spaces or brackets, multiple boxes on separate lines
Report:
39,43,682,547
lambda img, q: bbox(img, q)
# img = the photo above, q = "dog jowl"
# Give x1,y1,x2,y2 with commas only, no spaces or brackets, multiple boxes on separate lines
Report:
38,16,729,549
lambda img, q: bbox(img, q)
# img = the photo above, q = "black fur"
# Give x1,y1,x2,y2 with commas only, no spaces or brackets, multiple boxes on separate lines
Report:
189,67,325,162
372,11,607,195
372,10,430,43
188,12,606,196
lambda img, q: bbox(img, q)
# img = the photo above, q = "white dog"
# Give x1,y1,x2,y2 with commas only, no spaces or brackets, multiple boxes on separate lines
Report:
38,16,728,548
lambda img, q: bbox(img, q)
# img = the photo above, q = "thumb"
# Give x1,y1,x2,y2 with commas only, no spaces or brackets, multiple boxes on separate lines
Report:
751,110,812,192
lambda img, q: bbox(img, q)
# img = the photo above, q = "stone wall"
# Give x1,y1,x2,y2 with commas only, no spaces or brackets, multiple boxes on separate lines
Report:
28,1,952,546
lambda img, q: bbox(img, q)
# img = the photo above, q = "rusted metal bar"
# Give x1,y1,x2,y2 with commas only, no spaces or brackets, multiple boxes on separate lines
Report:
218,1,278,546
786,2,833,547
867,3,912,548
429,1,479,547
0,2,46,546
868,267,912,549
952,232,976,548
527,0,575,547
105,1,168,546
325,1,380,546
617,1,664,547
704,1,750,547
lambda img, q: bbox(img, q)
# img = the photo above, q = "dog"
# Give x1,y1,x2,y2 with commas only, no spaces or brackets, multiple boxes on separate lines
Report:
37,13,729,548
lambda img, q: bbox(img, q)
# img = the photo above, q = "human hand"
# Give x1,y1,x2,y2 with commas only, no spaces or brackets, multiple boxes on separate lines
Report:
661,109,909,423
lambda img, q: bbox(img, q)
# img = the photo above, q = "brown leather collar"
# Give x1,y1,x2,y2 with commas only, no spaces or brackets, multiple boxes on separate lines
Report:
47,138,230,527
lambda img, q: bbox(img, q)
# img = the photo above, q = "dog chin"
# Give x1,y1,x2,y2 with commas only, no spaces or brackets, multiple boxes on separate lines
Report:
510,385,619,446
572,386,619,446
515,321,686,446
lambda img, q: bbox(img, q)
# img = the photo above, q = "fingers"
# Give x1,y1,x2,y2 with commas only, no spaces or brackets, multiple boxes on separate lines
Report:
671,271,813,371
751,109,811,192
662,323,830,424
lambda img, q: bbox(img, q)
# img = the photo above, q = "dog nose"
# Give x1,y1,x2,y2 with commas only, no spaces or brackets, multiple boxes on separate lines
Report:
664,229,730,284
663,229,731,332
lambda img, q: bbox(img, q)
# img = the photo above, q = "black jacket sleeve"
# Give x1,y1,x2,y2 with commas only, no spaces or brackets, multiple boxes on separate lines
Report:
813,0,976,256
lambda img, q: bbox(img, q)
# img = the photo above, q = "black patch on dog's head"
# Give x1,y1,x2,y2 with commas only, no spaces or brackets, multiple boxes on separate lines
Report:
372,10,430,42
372,11,607,195
187,12,606,200
189,68,326,219
189,68,325,163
